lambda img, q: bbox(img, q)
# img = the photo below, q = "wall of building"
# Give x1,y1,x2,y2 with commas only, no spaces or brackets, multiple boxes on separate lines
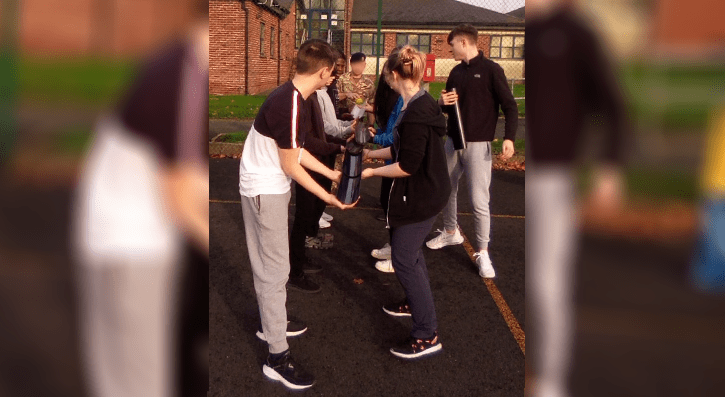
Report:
279,7,296,83
19,0,196,56
210,0,246,95
210,0,299,96
247,5,285,94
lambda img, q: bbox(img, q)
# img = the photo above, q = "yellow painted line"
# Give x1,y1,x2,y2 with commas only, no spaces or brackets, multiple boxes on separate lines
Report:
460,229,526,356
212,197,525,352
210,199,524,219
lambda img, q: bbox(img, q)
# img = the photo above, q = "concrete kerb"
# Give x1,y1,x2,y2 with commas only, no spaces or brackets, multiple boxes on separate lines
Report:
209,133,244,156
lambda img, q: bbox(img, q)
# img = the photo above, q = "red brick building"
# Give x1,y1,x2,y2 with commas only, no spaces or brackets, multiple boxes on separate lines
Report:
210,0,307,95
209,0,524,95
651,0,725,55
16,0,199,56
210,0,356,95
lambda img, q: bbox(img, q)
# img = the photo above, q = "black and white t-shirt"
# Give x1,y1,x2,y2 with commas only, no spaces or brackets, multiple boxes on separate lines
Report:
239,81,308,197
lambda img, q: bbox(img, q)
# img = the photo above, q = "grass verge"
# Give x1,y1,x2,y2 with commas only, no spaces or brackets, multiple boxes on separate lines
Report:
216,131,249,143
19,56,137,105
209,95,266,119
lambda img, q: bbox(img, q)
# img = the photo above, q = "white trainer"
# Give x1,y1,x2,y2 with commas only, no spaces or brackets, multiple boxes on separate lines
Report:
318,217,331,229
321,212,333,222
375,259,395,273
426,228,464,250
371,243,391,260
474,250,496,278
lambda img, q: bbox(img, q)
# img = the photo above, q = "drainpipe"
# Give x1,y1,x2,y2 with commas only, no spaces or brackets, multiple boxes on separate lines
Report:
241,0,250,94
374,0,382,81
277,17,281,85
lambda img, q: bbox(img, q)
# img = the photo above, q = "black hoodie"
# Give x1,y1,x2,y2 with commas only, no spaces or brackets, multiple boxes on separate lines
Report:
388,90,452,228
443,50,518,145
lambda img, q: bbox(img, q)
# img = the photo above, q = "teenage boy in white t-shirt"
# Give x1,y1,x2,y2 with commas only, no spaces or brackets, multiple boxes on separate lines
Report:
238,39,356,390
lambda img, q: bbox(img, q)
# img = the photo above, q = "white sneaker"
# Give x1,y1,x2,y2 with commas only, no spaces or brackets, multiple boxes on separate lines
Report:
319,217,331,229
426,228,464,250
375,259,395,273
321,212,333,222
474,251,495,278
371,243,391,260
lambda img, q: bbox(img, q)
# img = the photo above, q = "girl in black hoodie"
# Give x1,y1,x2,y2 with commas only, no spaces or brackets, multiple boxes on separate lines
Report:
361,46,451,359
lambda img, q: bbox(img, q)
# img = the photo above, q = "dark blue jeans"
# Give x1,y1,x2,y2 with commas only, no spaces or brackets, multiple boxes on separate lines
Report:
389,216,438,339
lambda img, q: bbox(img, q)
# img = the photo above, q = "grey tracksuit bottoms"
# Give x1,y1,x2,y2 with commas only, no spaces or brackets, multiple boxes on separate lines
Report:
442,139,493,251
241,191,292,354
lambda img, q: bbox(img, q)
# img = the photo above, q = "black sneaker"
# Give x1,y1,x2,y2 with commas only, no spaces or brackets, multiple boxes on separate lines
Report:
262,350,315,390
382,300,412,317
256,319,308,341
303,261,323,274
305,233,334,249
390,332,443,360
287,275,321,293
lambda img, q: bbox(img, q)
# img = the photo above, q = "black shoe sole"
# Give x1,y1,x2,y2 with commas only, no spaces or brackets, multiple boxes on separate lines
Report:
286,283,321,294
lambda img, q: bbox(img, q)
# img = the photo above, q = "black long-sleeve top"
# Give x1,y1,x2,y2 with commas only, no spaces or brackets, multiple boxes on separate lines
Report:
526,7,626,164
388,92,451,228
302,92,346,158
443,51,518,145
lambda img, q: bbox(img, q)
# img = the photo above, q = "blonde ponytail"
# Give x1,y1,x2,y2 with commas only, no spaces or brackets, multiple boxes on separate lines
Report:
385,45,425,84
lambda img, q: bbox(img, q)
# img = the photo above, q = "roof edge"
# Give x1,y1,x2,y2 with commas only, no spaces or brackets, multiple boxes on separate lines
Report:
246,0,292,18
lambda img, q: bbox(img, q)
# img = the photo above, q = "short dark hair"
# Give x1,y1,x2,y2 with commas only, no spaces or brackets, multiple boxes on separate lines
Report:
296,39,336,75
447,24,478,46
350,52,366,63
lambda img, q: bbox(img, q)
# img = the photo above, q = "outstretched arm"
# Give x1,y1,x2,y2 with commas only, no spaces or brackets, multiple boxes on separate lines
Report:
361,163,410,179
279,148,355,210
364,146,393,161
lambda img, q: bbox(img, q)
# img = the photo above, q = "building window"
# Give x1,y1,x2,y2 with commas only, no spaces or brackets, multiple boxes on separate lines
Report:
270,27,275,58
396,34,431,54
350,32,379,56
490,35,524,59
297,0,346,51
260,23,266,57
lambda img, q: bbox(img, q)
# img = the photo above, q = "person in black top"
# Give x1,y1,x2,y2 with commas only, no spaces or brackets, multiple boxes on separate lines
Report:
74,12,210,397
372,47,403,223
288,83,347,293
526,2,626,397
425,24,518,279
239,39,357,391
373,58,402,131
326,49,346,119
362,45,451,360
